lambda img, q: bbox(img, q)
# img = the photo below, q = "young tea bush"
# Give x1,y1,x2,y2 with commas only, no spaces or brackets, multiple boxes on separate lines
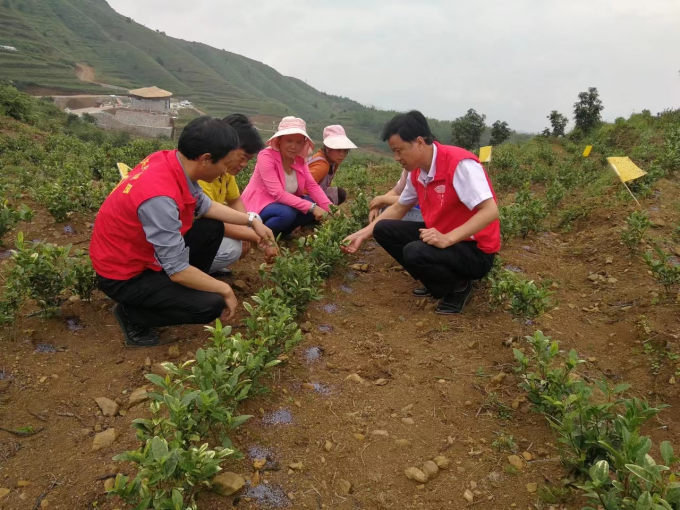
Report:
244,288,302,356
69,249,97,300
643,246,680,297
545,180,566,209
489,270,554,323
0,196,32,244
9,233,73,317
621,210,652,253
500,187,548,243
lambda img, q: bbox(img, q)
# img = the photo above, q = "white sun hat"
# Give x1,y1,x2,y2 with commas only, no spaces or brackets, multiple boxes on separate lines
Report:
267,116,314,154
322,125,357,150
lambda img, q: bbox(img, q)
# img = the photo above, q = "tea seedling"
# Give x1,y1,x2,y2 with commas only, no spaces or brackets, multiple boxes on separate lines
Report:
621,210,652,253
643,246,680,297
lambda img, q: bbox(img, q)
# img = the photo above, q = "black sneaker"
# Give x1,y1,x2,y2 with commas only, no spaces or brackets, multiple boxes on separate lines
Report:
412,287,432,297
112,304,160,347
435,281,473,315
210,267,233,277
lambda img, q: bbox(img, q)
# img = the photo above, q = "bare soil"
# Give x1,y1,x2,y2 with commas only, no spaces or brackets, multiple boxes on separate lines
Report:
1,179,679,510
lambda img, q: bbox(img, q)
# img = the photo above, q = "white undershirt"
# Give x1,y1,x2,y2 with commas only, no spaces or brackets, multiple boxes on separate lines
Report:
398,144,493,210
284,170,298,194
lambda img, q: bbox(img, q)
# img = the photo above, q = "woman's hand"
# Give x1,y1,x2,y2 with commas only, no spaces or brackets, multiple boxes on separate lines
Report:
341,231,366,254
369,207,381,223
419,228,454,249
220,285,238,321
252,219,275,243
370,195,388,210
312,207,327,222
240,241,251,259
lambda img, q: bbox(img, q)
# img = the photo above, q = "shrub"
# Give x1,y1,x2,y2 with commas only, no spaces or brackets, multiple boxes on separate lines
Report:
621,210,652,253
489,270,554,323
348,191,370,229
0,82,33,123
500,188,548,241
643,246,680,297
545,180,566,208
658,125,680,174
243,288,301,356
0,197,32,244
69,249,97,300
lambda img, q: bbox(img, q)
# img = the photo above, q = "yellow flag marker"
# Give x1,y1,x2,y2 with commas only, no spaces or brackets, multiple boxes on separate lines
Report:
479,146,492,163
607,157,647,206
117,162,132,180
583,145,592,157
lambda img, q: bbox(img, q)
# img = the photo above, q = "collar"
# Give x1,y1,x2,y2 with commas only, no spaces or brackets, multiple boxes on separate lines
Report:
418,143,438,184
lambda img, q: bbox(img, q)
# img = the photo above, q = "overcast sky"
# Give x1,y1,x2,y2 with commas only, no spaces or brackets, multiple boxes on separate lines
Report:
108,0,679,132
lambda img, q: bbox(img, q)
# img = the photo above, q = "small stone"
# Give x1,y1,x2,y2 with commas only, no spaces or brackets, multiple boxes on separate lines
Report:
433,456,450,469
68,295,80,303
400,403,414,415
537,448,548,457
588,357,598,363
251,470,260,487
526,482,538,493
467,341,478,349
470,481,478,489
119,409,127,416
40,499,49,508
374,378,389,386
232,280,249,292
336,479,352,495
103,478,115,491
370,429,389,440
151,363,169,377
92,428,118,451
522,451,533,461
511,400,520,410
212,472,246,496
489,372,507,386
345,373,364,384
128,387,149,407
508,455,524,471
395,439,411,447
405,467,428,483
144,357,151,368
253,458,266,470
39,376,47,383
438,379,446,384
424,302,437,312
416,321,424,327
606,257,613,264
354,433,365,441
422,460,439,479
670,376,676,385
324,440,333,452
607,278,618,284
94,424,102,432
463,489,474,503
300,321,313,333
401,417,415,425
651,219,666,228
16,480,30,488
0,488,10,498
464,400,473,407
289,462,304,470
167,346,180,359
95,397,120,417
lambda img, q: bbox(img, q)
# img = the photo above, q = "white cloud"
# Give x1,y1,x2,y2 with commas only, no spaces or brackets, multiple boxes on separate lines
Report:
108,0,680,131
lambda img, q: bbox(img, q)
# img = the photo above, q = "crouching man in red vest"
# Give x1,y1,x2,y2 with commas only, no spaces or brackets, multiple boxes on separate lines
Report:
342,111,500,314
90,116,275,347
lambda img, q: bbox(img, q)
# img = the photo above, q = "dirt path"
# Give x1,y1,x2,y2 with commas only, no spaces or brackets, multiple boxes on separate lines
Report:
0,181,679,509
75,63,97,83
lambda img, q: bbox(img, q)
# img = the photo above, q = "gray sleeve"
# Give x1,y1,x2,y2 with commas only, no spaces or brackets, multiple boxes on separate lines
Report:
192,184,213,217
137,197,190,275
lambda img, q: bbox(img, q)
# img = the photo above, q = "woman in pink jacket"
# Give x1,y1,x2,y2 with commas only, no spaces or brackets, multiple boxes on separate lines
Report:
241,117,332,237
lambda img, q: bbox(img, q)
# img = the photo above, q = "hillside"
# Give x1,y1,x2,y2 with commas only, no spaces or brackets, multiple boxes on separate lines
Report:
0,0,531,148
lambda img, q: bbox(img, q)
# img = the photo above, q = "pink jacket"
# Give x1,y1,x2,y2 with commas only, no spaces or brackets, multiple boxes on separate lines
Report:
241,148,332,215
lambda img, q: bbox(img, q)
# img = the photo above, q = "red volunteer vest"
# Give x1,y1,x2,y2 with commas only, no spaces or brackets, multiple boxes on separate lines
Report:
411,142,501,254
90,150,197,280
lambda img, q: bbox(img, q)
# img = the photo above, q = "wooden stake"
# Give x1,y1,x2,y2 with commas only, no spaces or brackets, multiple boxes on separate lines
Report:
622,181,641,208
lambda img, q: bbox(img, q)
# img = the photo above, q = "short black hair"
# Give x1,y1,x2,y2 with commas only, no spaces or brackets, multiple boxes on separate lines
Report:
381,110,434,145
223,113,264,155
178,116,239,162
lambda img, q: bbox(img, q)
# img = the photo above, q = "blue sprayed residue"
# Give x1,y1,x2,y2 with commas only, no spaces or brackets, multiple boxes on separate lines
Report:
0,250,12,260
0,369,7,380
670,256,680,267
303,347,322,363
309,382,332,396
35,343,57,354
345,271,357,281
525,319,535,326
504,265,523,273
243,482,291,508
63,225,75,235
318,324,333,333
339,284,352,294
66,317,84,331
262,408,293,426
323,303,338,314
248,445,276,461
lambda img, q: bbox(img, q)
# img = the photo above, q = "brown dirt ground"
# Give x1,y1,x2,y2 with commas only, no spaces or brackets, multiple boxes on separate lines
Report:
1,179,680,510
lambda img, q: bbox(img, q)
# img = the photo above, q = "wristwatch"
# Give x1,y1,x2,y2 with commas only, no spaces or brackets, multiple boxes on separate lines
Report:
309,203,317,213
247,212,257,228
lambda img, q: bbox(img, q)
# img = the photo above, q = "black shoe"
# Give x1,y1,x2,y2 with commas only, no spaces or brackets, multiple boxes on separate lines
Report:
412,287,432,297
210,267,233,277
112,304,160,347
435,281,473,315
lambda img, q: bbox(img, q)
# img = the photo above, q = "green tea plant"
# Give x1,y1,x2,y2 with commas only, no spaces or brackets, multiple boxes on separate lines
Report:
514,187,548,237
499,205,520,244
260,237,325,311
489,270,554,324
8,233,73,317
643,246,680,297
545,179,567,208
68,249,97,300
0,196,32,243
621,210,652,253
110,437,233,510
243,288,302,356
659,125,680,174
348,191,370,228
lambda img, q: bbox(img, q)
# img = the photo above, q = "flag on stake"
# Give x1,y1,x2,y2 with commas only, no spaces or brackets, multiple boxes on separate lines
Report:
117,162,132,180
607,157,647,207
583,145,592,157
479,146,492,163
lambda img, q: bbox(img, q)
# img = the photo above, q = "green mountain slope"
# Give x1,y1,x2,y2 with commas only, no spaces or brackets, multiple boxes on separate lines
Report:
0,0,532,148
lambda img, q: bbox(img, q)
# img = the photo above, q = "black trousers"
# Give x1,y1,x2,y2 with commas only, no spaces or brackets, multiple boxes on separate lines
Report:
373,220,496,299
96,218,226,328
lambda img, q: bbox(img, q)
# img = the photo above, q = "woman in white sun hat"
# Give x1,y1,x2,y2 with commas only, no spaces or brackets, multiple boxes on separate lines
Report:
308,125,357,206
241,116,332,237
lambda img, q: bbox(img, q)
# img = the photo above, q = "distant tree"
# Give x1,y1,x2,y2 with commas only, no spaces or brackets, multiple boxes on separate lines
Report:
547,110,568,137
125,16,132,23
489,120,511,146
0,82,33,122
573,87,604,133
155,56,164,66
451,109,486,150
82,113,96,124
541,128,552,137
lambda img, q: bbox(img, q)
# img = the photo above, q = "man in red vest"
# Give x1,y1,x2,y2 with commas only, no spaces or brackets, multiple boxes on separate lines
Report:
343,111,500,314
91,116,275,347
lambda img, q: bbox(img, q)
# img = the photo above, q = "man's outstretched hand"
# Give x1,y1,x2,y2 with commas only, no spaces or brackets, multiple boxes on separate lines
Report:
419,228,453,249
341,231,365,254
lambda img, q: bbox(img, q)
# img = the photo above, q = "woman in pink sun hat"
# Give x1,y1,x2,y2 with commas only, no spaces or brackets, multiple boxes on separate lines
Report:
241,116,332,237
308,125,357,206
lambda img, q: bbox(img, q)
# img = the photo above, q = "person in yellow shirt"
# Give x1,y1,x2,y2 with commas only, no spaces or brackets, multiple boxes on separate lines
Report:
199,114,276,275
